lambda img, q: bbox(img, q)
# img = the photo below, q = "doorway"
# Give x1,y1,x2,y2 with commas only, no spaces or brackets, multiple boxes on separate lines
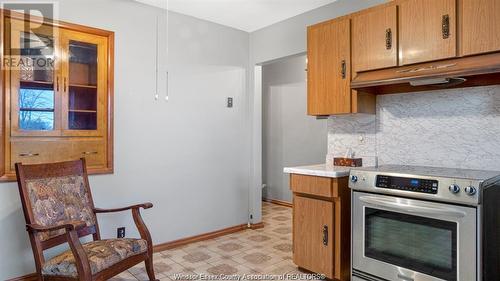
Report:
261,55,327,205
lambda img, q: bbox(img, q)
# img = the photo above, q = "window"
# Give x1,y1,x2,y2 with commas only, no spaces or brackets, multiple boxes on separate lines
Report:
19,85,55,130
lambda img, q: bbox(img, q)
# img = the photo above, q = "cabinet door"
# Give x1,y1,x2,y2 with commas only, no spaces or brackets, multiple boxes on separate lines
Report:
460,0,500,56
60,29,107,137
7,19,62,137
293,195,334,278
352,5,398,73
307,18,351,115
400,0,456,65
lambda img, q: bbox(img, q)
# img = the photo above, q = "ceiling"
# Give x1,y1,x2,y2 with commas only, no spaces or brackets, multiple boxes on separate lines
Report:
134,0,336,32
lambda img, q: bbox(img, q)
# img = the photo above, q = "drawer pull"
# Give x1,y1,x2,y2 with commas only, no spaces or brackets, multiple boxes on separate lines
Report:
82,151,98,155
322,225,328,246
19,153,39,157
442,14,450,39
341,60,347,79
385,28,392,50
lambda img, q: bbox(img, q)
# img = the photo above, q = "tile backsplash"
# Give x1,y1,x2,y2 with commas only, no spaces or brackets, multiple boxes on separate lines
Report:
327,86,500,171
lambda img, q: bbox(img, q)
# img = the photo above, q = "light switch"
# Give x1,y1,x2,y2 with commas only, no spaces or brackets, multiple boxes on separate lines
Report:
227,97,233,108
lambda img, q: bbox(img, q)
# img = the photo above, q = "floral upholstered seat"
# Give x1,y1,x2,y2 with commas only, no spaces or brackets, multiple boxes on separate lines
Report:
42,238,148,277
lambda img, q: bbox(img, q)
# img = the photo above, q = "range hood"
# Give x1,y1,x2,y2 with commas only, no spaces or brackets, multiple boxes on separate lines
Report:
351,52,500,94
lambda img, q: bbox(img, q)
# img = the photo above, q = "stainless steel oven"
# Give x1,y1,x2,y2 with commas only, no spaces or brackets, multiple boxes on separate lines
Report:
349,165,500,281
353,192,475,281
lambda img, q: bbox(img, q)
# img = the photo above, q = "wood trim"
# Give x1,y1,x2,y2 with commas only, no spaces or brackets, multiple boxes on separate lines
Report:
107,33,115,173
2,9,114,37
153,222,263,252
250,222,264,230
262,198,292,208
0,167,113,182
6,273,38,281
0,9,4,178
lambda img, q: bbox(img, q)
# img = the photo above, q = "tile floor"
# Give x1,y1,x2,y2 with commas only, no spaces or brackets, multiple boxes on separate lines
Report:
111,202,313,281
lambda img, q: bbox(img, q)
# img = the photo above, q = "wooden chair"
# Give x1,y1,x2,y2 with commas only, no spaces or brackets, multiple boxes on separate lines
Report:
15,159,158,281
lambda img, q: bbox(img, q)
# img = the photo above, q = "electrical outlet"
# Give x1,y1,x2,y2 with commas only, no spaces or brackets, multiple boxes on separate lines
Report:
358,132,366,144
227,97,233,108
117,227,126,238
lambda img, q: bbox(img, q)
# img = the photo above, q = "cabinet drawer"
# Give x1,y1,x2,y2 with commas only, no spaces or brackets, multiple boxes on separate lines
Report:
290,174,338,198
11,141,71,170
70,140,106,168
11,139,106,170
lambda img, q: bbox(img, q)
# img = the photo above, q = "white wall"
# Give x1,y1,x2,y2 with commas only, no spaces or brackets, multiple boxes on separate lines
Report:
248,0,388,223
0,0,250,279
262,55,327,202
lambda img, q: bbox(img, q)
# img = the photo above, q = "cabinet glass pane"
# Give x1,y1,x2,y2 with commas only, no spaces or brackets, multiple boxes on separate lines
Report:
68,40,98,130
20,32,54,83
18,33,55,131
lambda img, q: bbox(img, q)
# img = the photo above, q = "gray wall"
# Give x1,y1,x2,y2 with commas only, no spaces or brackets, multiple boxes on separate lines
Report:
262,55,327,203
248,0,388,223
328,86,500,171
0,0,250,279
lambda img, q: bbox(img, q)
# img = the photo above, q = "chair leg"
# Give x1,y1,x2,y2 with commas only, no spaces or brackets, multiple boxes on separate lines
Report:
145,257,158,281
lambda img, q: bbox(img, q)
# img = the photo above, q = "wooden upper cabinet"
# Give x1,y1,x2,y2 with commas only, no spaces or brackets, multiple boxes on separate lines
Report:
460,0,500,56
400,0,457,65
307,18,351,116
352,5,398,73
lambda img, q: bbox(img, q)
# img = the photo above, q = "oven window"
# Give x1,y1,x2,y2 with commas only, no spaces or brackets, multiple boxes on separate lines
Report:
365,208,457,281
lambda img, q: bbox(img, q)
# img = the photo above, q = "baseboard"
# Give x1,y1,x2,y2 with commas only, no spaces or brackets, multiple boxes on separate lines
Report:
262,198,292,208
249,222,265,230
6,273,38,281
153,222,264,252
8,222,264,281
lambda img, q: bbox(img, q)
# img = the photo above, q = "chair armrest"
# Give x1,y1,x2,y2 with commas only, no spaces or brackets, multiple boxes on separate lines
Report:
26,221,87,233
93,202,153,213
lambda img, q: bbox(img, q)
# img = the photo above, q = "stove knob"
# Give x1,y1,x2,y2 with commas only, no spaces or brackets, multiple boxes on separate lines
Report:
449,184,460,193
465,186,477,196
350,175,358,183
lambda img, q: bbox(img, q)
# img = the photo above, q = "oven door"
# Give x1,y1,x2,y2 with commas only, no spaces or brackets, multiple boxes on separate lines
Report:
353,192,477,281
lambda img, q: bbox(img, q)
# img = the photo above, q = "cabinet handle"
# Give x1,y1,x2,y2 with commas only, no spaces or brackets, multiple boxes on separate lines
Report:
64,77,67,92
82,151,98,155
341,60,346,79
322,225,328,246
56,77,60,91
385,28,392,50
19,153,39,157
442,14,450,39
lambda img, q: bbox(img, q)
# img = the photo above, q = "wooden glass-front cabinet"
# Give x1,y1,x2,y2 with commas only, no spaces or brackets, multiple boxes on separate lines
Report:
2,13,114,180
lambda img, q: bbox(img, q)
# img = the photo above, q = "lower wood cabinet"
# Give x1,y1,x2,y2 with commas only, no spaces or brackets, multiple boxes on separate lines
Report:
290,174,351,280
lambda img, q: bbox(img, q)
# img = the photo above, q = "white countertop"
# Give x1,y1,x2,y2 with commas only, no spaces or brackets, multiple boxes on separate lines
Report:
283,164,352,178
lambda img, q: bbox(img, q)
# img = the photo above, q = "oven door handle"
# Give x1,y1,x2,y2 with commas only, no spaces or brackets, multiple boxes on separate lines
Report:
359,196,466,218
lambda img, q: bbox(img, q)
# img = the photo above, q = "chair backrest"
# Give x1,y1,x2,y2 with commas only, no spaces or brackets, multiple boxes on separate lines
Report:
15,159,100,251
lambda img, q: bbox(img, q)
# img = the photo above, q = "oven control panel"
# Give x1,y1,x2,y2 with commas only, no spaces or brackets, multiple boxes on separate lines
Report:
376,175,438,194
